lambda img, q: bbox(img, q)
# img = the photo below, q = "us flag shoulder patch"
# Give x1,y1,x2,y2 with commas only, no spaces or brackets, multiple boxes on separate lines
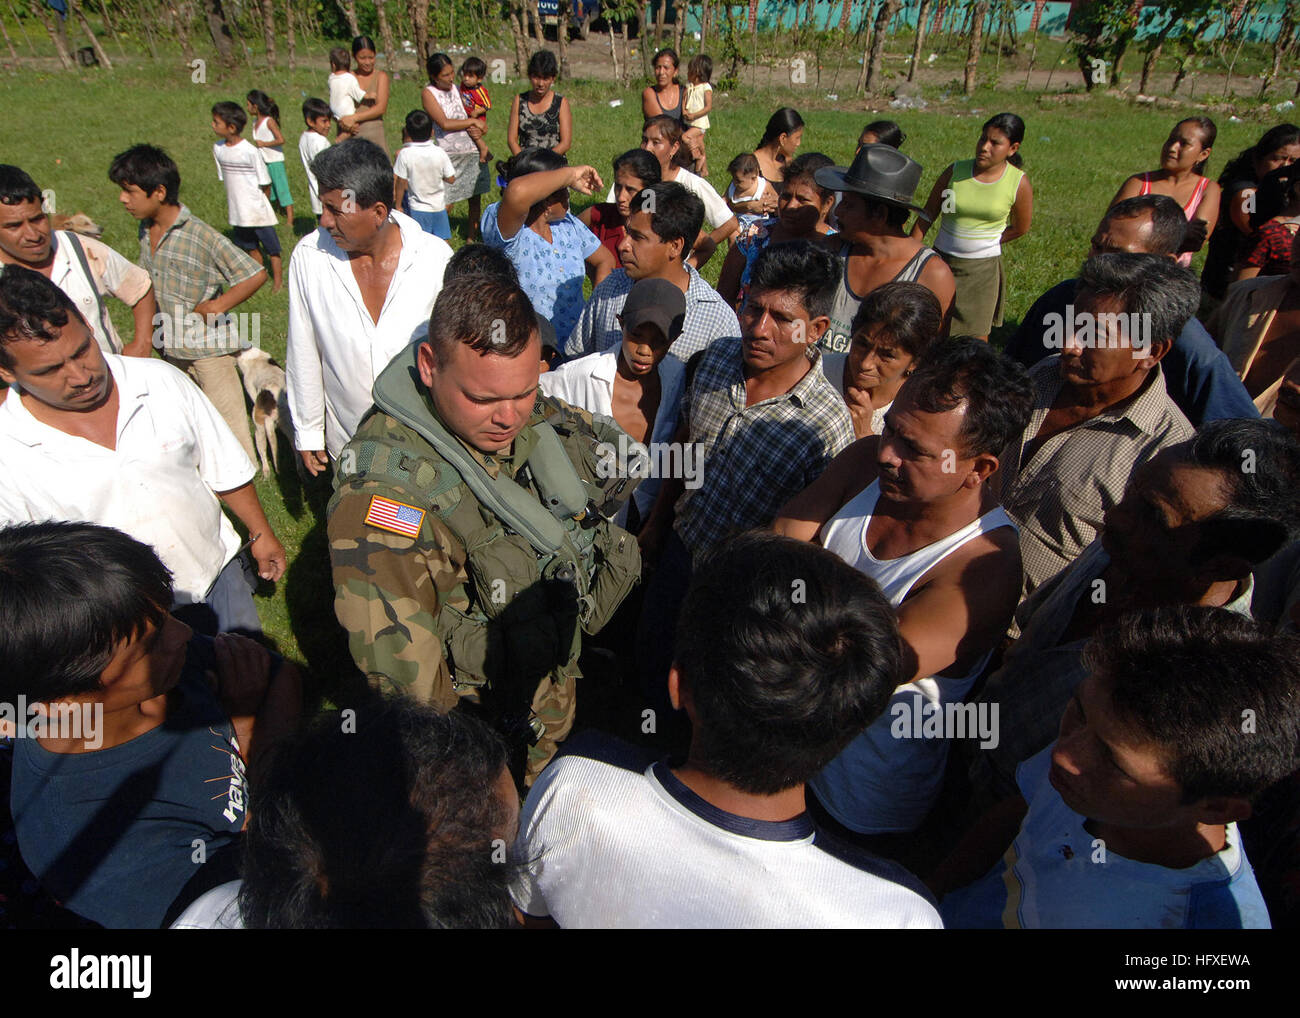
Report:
364,495,425,538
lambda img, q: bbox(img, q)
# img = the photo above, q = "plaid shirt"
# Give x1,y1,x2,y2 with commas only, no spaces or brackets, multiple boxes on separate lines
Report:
1242,217,1300,276
564,264,741,365
674,337,854,559
998,356,1193,603
136,204,263,359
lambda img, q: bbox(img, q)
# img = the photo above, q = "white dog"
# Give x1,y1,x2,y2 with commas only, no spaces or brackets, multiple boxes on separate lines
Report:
236,348,292,477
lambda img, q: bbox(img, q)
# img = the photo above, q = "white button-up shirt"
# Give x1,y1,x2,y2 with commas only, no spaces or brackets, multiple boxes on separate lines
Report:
46,231,152,354
0,355,255,605
286,210,452,457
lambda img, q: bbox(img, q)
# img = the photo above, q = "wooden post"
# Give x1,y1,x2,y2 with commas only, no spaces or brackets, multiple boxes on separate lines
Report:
67,0,112,68
285,0,296,69
375,0,396,74
0,8,18,62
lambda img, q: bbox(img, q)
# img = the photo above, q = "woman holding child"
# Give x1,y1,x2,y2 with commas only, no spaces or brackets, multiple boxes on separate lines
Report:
423,52,491,241
343,36,391,156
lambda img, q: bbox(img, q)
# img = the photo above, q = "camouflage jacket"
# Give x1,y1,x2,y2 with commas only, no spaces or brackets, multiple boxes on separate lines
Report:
327,346,640,712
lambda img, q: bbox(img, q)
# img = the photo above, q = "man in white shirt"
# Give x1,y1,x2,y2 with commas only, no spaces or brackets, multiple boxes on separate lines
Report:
0,266,287,635
0,164,156,357
512,531,943,929
287,139,453,473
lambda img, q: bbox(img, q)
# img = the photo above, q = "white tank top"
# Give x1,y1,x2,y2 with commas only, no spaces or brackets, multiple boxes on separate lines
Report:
811,479,1017,834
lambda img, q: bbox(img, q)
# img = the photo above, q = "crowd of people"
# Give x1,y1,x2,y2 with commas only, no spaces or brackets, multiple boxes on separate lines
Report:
1,37,1300,932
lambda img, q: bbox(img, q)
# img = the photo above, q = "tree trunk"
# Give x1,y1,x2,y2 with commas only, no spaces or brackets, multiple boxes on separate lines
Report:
129,0,159,58
673,0,686,50
96,0,126,58
836,0,852,32
258,0,275,68
200,0,236,67
863,0,898,92
285,0,295,68
0,8,18,62
556,0,569,76
29,0,76,67
701,0,711,48
963,0,988,94
508,3,529,73
608,13,621,82
1262,3,1296,97
68,0,112,68
375,0,396,74
337,0,360,37
855,9,873,93
528,0,544,45
408,0,430,68
620,19,632,85
164,0,196,62
908,0,932,80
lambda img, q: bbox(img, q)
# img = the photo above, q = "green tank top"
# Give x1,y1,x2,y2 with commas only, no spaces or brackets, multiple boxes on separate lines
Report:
936,159,1024,259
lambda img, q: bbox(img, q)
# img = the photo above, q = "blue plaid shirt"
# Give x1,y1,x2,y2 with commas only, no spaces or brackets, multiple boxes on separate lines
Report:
674,337,854,560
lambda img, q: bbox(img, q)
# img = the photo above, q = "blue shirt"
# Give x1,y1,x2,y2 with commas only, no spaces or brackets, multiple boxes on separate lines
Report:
10,636,250,928
940,745,1272,929
1004,277,1259,426
481,203,600,346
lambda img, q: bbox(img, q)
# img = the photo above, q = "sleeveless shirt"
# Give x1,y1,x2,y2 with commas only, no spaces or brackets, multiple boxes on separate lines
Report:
518,91,563,151
935,159,1025,260
1138,172,1210,268
820,243,938,354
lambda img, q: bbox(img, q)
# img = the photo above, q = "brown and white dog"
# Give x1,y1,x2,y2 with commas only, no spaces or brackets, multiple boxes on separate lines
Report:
236,348,293,477
50,212,104,239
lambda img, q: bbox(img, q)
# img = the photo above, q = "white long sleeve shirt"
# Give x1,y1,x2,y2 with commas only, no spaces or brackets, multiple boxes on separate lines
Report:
286,210,452,457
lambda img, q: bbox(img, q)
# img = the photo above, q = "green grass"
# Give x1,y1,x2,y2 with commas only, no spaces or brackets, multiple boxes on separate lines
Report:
2,55,1270,698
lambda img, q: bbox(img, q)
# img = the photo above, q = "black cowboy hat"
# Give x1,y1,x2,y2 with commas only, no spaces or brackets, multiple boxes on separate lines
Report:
814,143,925,213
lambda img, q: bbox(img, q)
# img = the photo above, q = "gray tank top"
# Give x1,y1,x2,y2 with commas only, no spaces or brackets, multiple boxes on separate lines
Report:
820,243,938,354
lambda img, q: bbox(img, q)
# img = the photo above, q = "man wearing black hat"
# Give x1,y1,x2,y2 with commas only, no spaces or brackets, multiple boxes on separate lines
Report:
814,145,955,353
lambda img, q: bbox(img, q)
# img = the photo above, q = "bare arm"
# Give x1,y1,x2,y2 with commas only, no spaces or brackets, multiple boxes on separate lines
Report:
498,165,604,241
216,481,287,581
422,88,478,135
911,165,953,241
554,96,573,156
1184,178,1222,253
507,94,523,155
641,86,659,121
349,72,390,124
1000,173,1033,245
1107,173,1143,209
125,287,157,358
771,437,881,542
1228,187,1256,235
393,176,409,214
918,254,956,335
211,633,303,775
925,794,1028,898
586,242,615,286
715,239,747,308
193,269,267,317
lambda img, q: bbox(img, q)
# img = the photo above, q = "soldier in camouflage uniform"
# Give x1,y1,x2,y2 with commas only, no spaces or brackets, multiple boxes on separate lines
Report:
328,271,640,783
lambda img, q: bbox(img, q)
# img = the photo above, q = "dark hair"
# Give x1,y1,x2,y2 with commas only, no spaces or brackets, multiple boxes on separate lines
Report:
0,264,82,368
1076,252,1201,348
849,281,942,361
426,272,537,368
311,138,395,212
629,181,704,258
0,521,173,704
1253,161,1300,224
611,148,661,188
862,195,912,230
212,101,247,133
901,337,1034,457
108,144,182,205
404,109,434,144
444,243,520,287
1174,116,1217,176
238,696,517,928
1219,123,1300,187
1103,194,1187,257
982,112,1025,168
527,48,558,79
1180,417,1300,564
652,46,680,81
426,51,453,83
861,119,905,149
1085,606,1300,804
745,239,839,319
781,151,836,203
329,46,351,70
301,97,332,125
460,55,487,78
0,164,41,206
688,53,712,83
246,89,280,124
642,114,691,169
498,146,567,185
351,35,377,56
759,107,804,149
675,531,903,795
727,151,759,178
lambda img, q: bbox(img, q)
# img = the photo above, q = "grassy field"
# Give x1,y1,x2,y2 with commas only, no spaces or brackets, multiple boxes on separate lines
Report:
3,56,1273,700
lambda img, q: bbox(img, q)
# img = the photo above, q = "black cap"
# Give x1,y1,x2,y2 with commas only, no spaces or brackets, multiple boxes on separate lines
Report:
814,143,925,212
618,277,686,345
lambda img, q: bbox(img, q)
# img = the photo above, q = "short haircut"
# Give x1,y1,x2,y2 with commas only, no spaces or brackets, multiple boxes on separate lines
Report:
1085,605,1300,804
1181,417,1300,565
404,109,434,143
629,182,703,258
0,521,173,704
1102,194,1186,256
745,239,839,319
901,337,1034,457
212,101,247,133
444,243,520,287
426,271,537,368
849,281,942,361
674,531,903,795
301,97,332,124
460,55,487,78
687,53,712,83
527,48,558,79
1076,252,1201,347
0,264,82,369
781,151,836,202
108,144,182,205
311,138,395,211
0,164,42,206
329,46,351,70
863,195,911,230
861,119,905,149
611,148,661,187
727,151,759,178
237,696,516,928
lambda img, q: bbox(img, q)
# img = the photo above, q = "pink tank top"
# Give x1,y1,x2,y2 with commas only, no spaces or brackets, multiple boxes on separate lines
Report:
1139,172,1210,267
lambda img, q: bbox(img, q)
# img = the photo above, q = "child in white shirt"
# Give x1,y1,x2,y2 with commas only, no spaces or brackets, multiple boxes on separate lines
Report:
327,47,371,139
725,152,768,232
299,97,334,221
393,110,457,240
211,100,282,291
247,89,294,230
